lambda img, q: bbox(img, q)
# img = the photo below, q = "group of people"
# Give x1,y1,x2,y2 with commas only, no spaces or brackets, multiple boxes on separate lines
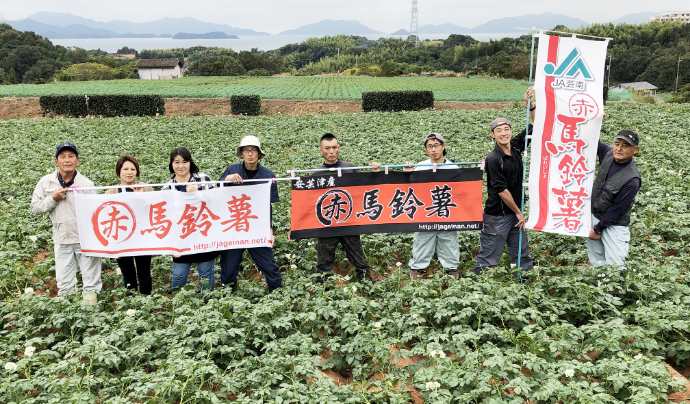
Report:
30,88,641,304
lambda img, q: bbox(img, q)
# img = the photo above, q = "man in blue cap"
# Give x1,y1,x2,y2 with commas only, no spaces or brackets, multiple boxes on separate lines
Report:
587,130,641,268
31,142,101,304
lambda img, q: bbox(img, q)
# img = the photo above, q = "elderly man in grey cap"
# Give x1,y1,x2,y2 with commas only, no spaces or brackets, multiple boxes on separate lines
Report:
31,142,102,304
474,88,535,276
587,130,641,268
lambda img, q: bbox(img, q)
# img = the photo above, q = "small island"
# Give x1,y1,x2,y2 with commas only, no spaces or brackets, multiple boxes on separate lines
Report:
172,32,239,39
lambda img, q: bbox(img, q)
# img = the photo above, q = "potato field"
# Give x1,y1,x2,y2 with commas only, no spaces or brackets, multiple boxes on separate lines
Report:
0,76,526,101
0,103,689,403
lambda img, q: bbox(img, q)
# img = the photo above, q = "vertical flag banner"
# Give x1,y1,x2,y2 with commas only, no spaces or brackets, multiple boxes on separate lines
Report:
290,170,483,239
75,184,272,257
526,33,610,237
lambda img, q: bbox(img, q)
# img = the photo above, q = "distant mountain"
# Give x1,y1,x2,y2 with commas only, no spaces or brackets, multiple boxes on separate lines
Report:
173,32,239,39
611,12,660,25
390,29,410,35
13,12,269,37
469,12,589,33
279,20,383,35
5,19,160,39
418,23,470,34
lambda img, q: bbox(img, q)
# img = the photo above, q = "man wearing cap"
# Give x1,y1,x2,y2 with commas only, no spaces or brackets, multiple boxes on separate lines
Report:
474,88,535,275
403,133,461,280
587,131,641,267
312,133,376,285
218,135,282,292
30,142,102,304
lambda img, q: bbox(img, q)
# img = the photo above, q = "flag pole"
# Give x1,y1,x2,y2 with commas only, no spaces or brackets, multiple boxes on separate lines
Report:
517,28,537,278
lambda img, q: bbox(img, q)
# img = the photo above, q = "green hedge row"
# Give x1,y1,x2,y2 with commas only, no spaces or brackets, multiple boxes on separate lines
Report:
39,95,165,117
362,90,434,112
230,94,261,116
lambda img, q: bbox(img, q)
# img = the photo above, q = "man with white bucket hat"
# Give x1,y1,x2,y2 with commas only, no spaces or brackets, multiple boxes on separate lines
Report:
218,135,282,292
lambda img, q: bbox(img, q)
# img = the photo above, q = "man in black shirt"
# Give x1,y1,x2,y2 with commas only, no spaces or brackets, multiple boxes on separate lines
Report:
312,133,376,285
474,88,535,274
587,130,641,268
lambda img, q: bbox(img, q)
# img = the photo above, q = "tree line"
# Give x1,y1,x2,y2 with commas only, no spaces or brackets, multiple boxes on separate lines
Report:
2,20,690,92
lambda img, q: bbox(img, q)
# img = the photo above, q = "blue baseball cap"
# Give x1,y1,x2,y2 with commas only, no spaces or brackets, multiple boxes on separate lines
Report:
56,142,78,158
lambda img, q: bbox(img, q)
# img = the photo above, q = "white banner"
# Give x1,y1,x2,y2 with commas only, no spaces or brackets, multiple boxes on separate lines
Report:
75,183,272,257
525,33,610,237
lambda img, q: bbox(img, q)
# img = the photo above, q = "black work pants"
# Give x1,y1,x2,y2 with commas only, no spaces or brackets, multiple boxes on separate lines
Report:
316,236,372,282
116,256,152,295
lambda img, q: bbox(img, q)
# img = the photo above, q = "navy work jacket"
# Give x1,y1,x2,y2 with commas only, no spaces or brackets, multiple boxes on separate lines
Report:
218,162,280,204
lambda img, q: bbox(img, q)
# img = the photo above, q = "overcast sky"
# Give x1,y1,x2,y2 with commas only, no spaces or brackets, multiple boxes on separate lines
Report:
3,1,690,34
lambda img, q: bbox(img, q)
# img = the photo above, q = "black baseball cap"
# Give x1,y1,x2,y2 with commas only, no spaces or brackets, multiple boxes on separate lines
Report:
56,142,78,157
614,130,639,146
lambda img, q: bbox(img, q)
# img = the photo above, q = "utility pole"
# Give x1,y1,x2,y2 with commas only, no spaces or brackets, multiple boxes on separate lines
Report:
410,0,419,47
606,55,611,89
676,57,683,92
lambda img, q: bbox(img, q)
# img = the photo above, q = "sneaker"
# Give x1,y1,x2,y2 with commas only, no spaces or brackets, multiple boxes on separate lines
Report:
446,270,459,280
410,270,425,280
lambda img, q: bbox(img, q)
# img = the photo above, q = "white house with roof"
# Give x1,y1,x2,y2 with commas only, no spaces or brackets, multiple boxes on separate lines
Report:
650,12,690,23
614,82,659,96
135,58,184,79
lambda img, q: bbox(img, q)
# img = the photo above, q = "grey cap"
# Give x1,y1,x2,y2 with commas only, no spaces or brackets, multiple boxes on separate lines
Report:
424,132,445,144
490,117,512,132
614,130,639,146
424,133,446,156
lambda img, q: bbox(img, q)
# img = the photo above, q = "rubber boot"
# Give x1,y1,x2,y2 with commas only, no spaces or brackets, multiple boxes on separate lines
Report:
83,292,98,306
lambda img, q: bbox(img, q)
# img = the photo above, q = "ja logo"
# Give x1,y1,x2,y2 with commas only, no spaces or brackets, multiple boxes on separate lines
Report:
544,47,593,80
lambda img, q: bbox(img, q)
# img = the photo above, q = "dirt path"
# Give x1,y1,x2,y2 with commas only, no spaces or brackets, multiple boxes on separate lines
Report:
0,97,512,119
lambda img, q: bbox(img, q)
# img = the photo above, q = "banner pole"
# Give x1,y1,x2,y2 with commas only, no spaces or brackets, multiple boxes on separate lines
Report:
517,29,537,276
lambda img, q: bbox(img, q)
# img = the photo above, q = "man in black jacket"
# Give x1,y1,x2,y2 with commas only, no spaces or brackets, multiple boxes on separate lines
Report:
474,88,535,274
587,130,641,268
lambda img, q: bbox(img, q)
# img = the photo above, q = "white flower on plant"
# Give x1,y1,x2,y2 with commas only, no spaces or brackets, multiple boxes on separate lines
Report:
351,285,357,293
668,207,673,211
81,363,85,369
284,254,291,260
632,268,636,272
24,287,34,294
430,350,446,359
126,309,136,316
645,191,651,196
425,381,441,391
634,354,643,360
373,322,382,328
308,241,314,246
4,362,17,371
290,264,297,270
24,346,36,357
510,263,516,269
636,300,640,304
565,369,575,378
412,314,418,320
344,275,350,281
395,262,403,268
666,193,670,197
29,235,38,242
474,294,480,299
291,254,296,259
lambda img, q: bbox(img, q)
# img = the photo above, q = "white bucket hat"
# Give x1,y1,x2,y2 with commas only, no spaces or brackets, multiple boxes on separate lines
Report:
236,135,265,158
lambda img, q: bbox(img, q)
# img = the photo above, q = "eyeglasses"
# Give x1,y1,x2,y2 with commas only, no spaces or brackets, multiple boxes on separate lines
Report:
426,143,443,150
242,148,259,154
